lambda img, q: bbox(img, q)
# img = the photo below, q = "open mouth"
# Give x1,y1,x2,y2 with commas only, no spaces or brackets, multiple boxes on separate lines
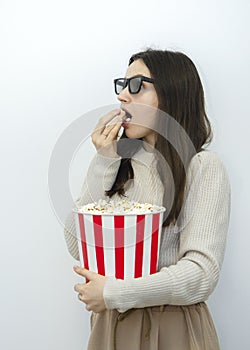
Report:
122,110,132,123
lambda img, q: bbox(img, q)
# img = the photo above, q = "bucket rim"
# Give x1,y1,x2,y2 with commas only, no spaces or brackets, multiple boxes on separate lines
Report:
72,207,166,216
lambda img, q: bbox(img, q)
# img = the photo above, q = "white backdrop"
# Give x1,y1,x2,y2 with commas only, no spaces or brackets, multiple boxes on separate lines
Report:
0,0,249,349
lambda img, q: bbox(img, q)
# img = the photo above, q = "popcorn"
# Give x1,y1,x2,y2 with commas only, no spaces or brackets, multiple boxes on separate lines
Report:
77,199,165,215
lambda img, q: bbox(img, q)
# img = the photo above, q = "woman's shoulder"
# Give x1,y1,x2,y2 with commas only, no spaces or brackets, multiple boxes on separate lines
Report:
186,149,231,188
189,149,228,171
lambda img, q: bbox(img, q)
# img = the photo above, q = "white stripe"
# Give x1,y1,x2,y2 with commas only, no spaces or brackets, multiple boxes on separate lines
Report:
83,214,97,273
124,215,137,279
142,214,153,277
74,214,84,268
102,216,115,277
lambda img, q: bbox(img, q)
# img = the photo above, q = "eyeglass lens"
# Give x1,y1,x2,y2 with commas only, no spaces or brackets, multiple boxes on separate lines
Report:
116,77,141,94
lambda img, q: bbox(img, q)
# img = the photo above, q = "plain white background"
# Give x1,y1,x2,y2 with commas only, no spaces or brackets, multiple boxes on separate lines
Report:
0,0,249,349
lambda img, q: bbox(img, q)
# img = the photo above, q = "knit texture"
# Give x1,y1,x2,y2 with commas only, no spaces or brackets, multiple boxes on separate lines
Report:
64,147,231,313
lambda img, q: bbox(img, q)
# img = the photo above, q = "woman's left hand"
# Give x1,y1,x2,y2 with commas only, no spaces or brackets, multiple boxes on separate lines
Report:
73,266,107,313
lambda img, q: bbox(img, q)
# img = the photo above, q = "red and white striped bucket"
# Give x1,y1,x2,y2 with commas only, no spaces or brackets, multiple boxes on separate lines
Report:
73,208,165,279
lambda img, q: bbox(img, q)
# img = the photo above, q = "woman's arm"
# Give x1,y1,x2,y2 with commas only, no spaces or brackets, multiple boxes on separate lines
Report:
64,109,125,260
103,151,231,312
64,153,122,260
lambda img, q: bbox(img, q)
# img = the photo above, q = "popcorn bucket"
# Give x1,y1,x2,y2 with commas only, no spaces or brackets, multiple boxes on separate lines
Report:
73,207,166,279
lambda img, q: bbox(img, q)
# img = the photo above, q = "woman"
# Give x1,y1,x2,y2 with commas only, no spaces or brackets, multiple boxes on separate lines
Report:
64,48,231,350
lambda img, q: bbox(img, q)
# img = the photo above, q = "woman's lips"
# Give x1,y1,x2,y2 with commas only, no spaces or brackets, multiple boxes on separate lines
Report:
122,117,131,128
121,111,132,128
122,121,130,128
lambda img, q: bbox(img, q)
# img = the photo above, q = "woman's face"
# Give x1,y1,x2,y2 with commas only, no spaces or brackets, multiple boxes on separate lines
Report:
117,59,159,146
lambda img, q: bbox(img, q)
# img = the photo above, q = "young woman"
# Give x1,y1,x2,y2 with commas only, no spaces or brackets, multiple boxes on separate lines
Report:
64,48,231,350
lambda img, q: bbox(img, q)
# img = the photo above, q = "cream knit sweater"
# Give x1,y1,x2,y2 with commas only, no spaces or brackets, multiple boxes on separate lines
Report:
64,146,231,313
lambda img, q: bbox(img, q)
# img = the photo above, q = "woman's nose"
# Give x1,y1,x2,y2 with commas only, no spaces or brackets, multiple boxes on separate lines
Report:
117,86,131,102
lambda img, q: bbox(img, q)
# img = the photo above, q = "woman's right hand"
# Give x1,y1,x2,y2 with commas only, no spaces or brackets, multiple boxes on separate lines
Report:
91,109,125,158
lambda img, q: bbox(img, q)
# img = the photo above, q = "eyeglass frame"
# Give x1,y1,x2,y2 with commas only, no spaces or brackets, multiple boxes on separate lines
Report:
113,75,155,95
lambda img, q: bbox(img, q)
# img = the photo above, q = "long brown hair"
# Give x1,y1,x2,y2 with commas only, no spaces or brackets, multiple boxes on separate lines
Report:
106,48,213,227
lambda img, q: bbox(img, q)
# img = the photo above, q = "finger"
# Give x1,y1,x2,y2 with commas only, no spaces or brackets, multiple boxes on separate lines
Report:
73,266,96,280
78,293,86,302
93,111,125,138
101,120,120,137
94,109,121,133
85,304,92,311
105,110,125,127
74,283,84,293
102,123,115,136
100,109,124,126
105,120,123,140
95,110,126,136
95,116,123,141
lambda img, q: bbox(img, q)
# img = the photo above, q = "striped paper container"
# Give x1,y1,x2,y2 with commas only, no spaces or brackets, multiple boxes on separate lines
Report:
73,207,166,280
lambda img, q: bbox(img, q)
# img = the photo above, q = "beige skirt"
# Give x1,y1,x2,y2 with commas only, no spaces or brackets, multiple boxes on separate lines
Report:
87,302,220,350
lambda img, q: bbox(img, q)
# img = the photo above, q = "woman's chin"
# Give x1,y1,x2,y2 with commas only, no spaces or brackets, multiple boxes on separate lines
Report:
124,128,138,139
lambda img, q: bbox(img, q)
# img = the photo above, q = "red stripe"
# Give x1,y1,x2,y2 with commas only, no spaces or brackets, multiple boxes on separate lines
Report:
150,213,160,274
78,214,89,282
134,215,145,278
93,216,105,276
114,216,124,279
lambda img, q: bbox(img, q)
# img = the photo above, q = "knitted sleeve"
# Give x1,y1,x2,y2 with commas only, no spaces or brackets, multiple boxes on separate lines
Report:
63,153,121,260
103,151,231,312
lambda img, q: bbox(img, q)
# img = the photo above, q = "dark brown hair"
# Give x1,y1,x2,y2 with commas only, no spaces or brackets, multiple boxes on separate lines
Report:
106,48,213,227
